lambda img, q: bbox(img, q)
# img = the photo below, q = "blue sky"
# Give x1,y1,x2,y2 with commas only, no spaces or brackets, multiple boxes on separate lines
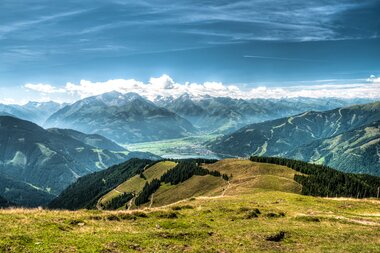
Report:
0,0,380,103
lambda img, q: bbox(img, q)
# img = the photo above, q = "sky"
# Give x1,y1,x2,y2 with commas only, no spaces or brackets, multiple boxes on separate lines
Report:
0,0,380,104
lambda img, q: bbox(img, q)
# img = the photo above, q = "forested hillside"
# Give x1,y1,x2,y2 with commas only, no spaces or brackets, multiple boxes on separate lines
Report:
286,120,380,175
0,174,54,207
0,116,129,199
0,195,13,208
49,159,152,210
50,157,380,211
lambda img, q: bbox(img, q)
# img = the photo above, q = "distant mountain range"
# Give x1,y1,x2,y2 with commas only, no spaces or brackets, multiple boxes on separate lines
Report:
0,101,66,125
45,92,196,143
1,93,372,143
157,94,372,134
46,92,374,143
208,101,380,175
0,116,159,206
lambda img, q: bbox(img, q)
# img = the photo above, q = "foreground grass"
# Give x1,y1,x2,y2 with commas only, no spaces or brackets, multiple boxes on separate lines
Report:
1,191,379,253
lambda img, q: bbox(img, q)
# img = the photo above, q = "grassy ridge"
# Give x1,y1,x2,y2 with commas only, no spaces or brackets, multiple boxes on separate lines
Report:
50,158,380,212
1,191,379,252
202,159,303,195
132,159,303,208
150,175,226,207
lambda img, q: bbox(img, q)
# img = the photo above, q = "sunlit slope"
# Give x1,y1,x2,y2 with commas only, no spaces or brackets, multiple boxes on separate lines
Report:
148,175,227,208
141,159,302,208
98,161,177,209
202,159,302,195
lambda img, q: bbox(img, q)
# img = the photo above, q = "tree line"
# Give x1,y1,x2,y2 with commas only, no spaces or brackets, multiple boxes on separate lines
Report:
134,179,161,206
250,156,380,198
102,192,134,210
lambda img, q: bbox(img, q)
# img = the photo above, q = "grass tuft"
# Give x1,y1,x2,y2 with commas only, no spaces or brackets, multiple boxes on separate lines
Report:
266,231,287,242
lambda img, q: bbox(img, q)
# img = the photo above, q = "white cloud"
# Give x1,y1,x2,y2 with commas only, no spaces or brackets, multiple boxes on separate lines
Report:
367,75,380,84
60,75,244,100
20,74,380,103
65,79,144,98
25,83,65,94
149,74,175,89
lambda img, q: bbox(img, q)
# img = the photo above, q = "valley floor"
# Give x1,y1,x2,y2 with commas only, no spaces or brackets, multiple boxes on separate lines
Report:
125,134,221,159
1,191,379,253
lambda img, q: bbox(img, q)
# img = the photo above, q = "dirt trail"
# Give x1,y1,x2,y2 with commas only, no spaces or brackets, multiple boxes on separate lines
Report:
149,194,154,208
113,189,122,194
127,197,134,210
325,214,379,226
222,180,231,196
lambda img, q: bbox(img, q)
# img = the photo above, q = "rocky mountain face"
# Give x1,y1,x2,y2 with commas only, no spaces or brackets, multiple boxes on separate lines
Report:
45,92,196,143
208,101,380,175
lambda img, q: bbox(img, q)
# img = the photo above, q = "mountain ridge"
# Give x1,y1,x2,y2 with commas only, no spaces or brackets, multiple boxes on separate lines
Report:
207,101,380,175
45,92,197,143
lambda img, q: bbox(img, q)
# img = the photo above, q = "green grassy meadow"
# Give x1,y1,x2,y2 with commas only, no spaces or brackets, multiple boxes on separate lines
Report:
1,191,379,252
